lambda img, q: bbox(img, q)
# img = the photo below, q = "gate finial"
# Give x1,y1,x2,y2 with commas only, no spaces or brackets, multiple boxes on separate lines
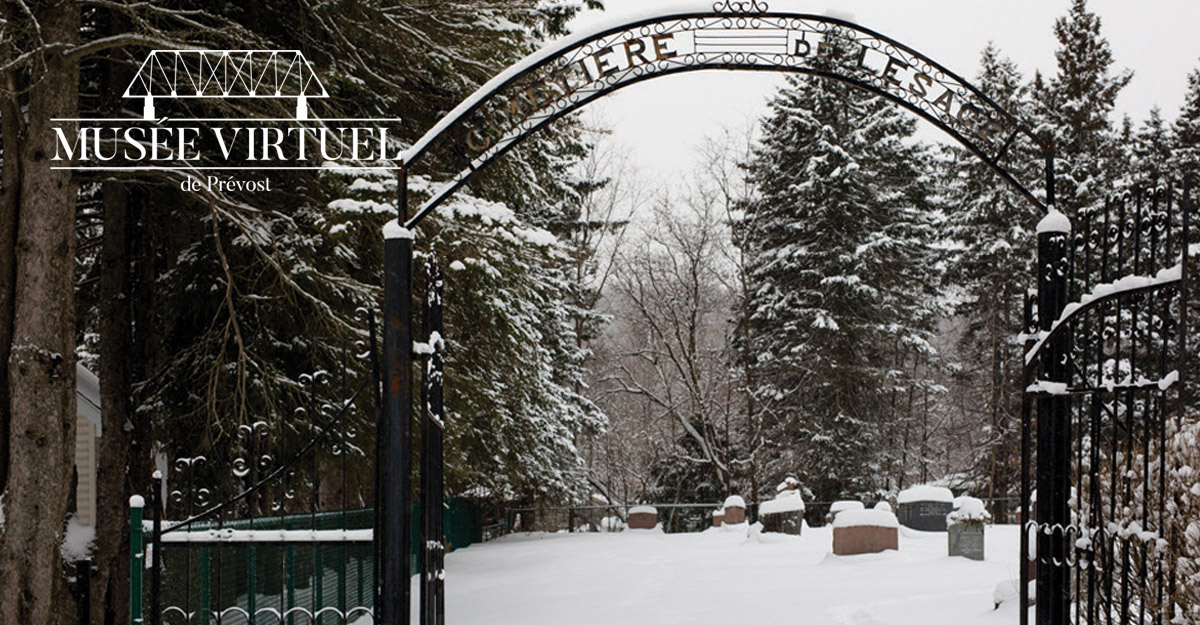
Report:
713,1,769,14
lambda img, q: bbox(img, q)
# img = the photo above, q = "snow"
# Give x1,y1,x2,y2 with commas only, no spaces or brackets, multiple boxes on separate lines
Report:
897,485,954,504
829,501,865,515
992,579,1034,609
423,525,1027,624
328,198,393,215
947,497,992,527
723,495,746,509
874,501,893,513
1025,380,1069,395
383,220,414,240
832,509,900,529
1024,261,1183,365
61,515,96,562
759,491,805,515
629,505,657,515
776,476,801,493
129,495,145,509
599,517,625,532
158,528,372,543
1035,207,1072,234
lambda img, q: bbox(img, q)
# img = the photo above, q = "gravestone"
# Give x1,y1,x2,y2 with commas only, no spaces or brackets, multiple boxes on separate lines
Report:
759,490,805,535
897,485,954,531
948,523,985,560
723,495,746,524
832,509,899,555
826,500,864,524
947,496,990,560
627,505,657,530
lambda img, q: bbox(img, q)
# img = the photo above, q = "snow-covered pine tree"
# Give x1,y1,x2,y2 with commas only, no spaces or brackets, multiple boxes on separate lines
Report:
323,163,608,502
736,34,941,502
940,43,1041,518
1132,107,1173,185
66,4,608,620
1172,65,1200,181
1041,0,1132,212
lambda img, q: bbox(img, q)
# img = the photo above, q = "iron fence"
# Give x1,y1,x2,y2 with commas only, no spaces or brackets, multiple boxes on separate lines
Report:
500,497,1021,536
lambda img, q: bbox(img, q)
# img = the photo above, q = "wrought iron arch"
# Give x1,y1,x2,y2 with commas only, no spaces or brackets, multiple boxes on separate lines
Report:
378,6,1058,625
399,1,1049,228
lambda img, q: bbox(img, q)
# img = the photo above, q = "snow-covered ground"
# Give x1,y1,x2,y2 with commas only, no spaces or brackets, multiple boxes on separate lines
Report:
423,524,1028,624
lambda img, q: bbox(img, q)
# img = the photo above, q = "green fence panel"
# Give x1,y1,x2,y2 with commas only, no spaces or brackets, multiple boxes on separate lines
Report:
148,502,483,623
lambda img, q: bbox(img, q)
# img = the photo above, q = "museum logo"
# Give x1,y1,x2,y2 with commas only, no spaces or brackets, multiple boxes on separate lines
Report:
51,50,403,187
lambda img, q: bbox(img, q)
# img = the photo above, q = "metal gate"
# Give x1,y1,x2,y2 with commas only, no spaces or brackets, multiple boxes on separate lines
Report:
1021,181,1193,624
131,257,450,625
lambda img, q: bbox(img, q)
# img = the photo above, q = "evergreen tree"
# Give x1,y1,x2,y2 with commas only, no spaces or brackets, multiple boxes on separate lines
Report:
1133,107,1173,184
941,43,1040,514
1042,0,1132,212
736,37,942,502
1172,66,1200,180
62,3,606,621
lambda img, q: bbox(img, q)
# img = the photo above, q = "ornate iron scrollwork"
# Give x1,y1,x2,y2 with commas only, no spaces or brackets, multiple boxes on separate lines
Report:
401,8,1044,227
713,1,769,14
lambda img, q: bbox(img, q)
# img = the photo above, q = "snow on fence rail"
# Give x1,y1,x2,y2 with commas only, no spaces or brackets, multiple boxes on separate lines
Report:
156,528,373,544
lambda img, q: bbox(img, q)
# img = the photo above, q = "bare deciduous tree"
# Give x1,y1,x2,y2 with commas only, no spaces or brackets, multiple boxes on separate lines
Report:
598,193,759,499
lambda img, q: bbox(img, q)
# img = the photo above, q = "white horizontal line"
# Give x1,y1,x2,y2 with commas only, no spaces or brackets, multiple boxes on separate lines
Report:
52,166,401,171
52,118,404,122
159,528,373,543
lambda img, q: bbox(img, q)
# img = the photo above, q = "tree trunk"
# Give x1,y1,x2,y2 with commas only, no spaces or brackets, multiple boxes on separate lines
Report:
90,27,140,625
91,181,133,625
0,67,18,496
0,3,82,625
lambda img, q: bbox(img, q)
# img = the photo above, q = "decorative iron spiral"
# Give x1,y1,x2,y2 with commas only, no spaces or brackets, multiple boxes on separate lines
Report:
713,0,768,14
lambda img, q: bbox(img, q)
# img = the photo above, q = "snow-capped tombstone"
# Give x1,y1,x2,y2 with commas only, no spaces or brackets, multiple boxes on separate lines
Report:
826,500,865,525
712,508,724,528
832,508,899,555
760,489,805,535
628,505,658,530
947,496,990,560
723,495,747,524
897,485,954,531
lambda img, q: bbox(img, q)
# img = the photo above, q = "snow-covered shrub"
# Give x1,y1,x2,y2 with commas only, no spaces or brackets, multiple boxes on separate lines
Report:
947,497,991,528
776,476,801,494
1074,415,1199,622
599,516,625,533
1163,418,1200,623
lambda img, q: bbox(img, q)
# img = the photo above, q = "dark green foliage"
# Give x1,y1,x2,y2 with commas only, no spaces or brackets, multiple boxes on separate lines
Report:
735,35,942,503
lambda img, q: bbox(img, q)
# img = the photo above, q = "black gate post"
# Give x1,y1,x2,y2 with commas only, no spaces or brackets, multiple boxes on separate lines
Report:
1019,289,1035,625
420,260,445,625
1036,153,1072,625
378,167,414,625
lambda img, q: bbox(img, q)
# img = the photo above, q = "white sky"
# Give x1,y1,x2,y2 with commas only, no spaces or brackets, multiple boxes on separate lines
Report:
567,0,1200,184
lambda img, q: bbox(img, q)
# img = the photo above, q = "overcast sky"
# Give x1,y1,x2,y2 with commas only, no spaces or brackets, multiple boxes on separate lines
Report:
566,0,1200,184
